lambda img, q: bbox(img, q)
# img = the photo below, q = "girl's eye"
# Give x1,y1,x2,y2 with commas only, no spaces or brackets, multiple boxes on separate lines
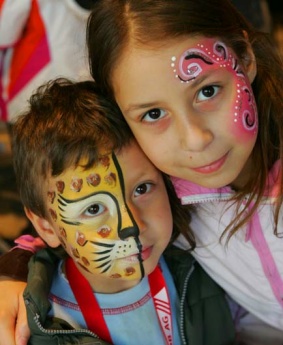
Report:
84,203,106,217
134,183,153,197
197,85,220,101
142,108,166,122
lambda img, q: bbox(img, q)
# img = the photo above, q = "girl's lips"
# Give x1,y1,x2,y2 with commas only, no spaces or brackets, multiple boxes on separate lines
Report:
192,152,228,174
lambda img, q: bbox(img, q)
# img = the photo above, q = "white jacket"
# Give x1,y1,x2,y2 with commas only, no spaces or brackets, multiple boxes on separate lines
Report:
171,160,283,334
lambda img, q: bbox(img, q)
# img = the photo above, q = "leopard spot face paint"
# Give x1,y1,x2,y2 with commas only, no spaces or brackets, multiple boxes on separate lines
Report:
47,153,143,281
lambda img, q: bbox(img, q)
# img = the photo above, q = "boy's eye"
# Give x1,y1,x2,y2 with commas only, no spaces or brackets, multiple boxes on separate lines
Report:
197,85,220,101
134,183,152,197
142,108,166,122
84,203,105,217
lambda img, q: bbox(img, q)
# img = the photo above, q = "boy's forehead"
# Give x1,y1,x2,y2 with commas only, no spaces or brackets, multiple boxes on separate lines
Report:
50,153,121,199
48,140,156,199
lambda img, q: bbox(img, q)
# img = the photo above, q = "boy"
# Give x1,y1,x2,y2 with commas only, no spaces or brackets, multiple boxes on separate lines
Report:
9,78,235,344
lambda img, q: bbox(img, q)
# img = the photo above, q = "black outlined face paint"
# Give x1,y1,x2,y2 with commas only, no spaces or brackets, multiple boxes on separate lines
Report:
171,38,258,138
47,152,145,281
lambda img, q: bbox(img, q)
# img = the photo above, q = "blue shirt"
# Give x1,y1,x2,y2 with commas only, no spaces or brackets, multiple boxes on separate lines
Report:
48,256,181,344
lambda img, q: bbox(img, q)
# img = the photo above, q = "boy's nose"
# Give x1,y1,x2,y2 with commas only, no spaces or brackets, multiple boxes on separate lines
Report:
119,226,139,240
118,204,140,240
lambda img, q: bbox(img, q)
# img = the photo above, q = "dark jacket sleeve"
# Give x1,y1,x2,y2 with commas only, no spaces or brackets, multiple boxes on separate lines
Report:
0,248,33,282
164,245,236,345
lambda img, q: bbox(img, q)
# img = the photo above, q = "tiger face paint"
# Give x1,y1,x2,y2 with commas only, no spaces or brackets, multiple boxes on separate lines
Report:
46,141,172,286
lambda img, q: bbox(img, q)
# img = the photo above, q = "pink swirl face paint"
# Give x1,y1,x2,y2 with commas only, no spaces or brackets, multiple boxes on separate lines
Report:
171,39,258,140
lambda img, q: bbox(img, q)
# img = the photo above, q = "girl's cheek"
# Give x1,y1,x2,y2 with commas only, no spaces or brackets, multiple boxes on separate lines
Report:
229,77,258,141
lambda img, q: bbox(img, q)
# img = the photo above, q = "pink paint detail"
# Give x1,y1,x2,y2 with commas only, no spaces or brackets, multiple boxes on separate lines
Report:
191,152,229,174
246,208,283,308
9,34,51,101
173,38,258,138
239,86,257,132
179,58,202,81
229,78,258,140
176,40,229,82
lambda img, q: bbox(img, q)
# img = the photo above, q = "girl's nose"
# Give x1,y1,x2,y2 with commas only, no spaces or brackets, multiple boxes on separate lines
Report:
178,117,213,152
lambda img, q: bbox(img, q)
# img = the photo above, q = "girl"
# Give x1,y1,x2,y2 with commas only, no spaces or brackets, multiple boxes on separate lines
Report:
85,0,283,340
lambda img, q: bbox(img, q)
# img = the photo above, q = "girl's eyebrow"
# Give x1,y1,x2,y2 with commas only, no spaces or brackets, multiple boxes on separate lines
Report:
191,74,207,87
184,70,213,87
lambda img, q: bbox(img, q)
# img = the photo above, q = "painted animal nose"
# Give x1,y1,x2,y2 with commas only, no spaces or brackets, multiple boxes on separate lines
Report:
118,204,140,240
119,226,139,240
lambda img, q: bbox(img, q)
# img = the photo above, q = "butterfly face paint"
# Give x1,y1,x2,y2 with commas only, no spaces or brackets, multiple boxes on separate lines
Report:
171,39,258,139
47,152,145,281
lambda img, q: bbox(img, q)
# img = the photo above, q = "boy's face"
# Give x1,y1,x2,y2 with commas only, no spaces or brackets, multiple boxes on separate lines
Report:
46,140,172,291
112,36,258,190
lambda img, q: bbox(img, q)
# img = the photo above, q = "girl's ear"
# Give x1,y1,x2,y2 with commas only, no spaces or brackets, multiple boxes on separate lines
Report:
25,208,61,248
242,31,257,83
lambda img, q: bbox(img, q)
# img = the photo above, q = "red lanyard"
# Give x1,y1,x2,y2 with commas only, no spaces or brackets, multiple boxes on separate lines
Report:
65,257,173,344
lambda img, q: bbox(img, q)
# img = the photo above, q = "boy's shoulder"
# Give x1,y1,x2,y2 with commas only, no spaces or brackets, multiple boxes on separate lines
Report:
163,244,195,270
163,244,226,301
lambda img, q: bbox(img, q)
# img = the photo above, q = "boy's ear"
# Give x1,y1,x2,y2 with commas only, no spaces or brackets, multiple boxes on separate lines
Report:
242,31,257,83
25,208,61,248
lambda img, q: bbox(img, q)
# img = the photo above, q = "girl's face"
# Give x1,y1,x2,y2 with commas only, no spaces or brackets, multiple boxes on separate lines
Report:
47,140,172,292
112,37,258,189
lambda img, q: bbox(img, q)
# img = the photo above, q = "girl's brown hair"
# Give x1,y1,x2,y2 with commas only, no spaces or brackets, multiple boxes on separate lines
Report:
87,0,283,240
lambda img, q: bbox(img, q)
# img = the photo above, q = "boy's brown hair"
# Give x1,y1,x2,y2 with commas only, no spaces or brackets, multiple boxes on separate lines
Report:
12,78,195,247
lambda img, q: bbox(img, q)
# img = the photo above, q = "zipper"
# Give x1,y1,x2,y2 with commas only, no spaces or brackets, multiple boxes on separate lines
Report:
25,298,100,338
181,193,232,205
179,262,195,345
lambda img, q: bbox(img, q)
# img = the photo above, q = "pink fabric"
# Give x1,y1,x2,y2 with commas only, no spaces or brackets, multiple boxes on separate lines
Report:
249,211,283,307
171,159,281,201
170,175,232,203
14,235,46,253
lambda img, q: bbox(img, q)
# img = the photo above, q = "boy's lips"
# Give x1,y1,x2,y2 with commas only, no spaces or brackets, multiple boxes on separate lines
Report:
123,246,152,262
192,152,228,174
141,246,152,261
